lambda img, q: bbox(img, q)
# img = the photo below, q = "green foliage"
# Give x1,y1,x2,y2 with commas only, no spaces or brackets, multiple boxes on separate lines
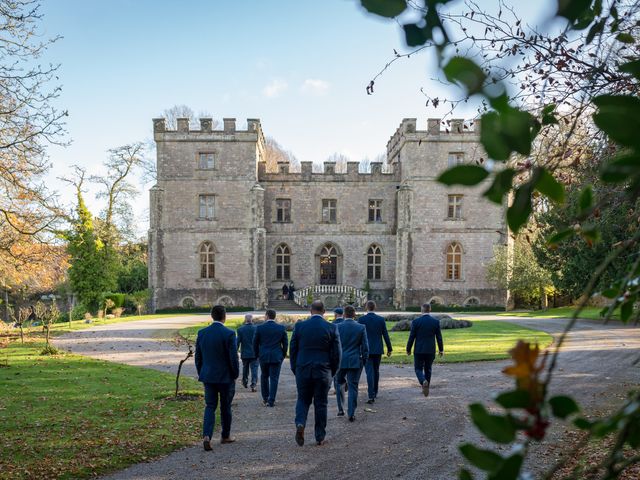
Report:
102,293,125,310
117,242,148,294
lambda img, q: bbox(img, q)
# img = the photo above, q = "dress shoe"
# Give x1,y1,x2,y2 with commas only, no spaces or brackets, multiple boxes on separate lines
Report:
251,385,257,392
262,400,268,406
220,437,236,444
203,436,212,451
337,410,345,417
422,381,430,398
316,439,327,446
366,398,375,404
242,380,248,388
348,416,355,422
295,424,305,446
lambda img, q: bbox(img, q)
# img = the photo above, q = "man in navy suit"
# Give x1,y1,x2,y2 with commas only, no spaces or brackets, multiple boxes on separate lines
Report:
406,303,444,397
237,314,258,392
333,307,344,324
358,300,392,404
290,300,341,446
335,305,368,421
194,305,239,451
253,309,288,407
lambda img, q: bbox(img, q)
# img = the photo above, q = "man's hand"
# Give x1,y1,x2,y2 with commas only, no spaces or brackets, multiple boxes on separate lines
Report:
406,350,411,356
439,351,444,358
386,350,393,357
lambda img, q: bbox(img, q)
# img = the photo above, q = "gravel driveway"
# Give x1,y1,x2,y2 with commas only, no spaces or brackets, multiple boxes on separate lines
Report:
54,315,640,480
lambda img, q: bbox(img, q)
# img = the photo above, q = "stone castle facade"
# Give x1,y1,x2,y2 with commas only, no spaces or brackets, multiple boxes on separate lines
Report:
148,116,507,311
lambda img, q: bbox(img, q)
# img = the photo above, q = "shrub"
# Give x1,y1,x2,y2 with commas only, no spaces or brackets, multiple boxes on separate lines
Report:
112,307,123,318
390,314,473,331
405,304,505,312
154,306,252,314
83,312,93,321
102,293,125,310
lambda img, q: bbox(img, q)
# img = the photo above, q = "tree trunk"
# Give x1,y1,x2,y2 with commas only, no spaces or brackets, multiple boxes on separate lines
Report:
175,347,194,397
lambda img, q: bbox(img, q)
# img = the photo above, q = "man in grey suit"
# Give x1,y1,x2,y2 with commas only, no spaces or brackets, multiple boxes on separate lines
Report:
406,303,444,397
335,305,369,421
237,314,258,392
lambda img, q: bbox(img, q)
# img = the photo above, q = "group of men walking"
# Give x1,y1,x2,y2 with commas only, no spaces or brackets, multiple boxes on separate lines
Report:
194,300,444,450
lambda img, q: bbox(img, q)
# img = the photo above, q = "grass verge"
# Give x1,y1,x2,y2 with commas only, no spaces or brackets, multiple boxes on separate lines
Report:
179,317,552,364
498,306,619,321
0,338,203,480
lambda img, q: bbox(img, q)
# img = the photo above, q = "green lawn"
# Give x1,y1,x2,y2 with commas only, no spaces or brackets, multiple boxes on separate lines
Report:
498,306,619,321
0,339,203,480
180,317,552,364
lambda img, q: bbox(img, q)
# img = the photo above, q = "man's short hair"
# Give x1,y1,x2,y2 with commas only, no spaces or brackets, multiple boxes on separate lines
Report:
366,300,376,311
344,305,356,318
421,303,431,313
266,309,276,320
244,314,253,323
334,307,344,315
211,304,226,321
310,300,325,314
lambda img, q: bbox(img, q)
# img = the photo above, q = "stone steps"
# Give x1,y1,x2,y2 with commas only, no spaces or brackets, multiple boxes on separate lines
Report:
267,299,301,311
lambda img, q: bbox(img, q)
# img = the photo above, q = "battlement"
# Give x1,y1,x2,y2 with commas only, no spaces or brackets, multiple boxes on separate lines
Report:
153,117,265,146
257,160,399,183
386,117,480,163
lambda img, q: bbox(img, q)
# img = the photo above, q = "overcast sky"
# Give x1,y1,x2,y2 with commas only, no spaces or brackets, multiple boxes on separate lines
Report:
39,0,556,237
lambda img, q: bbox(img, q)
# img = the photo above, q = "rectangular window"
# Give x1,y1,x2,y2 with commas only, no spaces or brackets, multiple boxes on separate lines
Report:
448,194,463,219
322,199,337,223
275,199,291,223
368,199,383,223
447,152,464,167
198,195,215,219
198,152,215,169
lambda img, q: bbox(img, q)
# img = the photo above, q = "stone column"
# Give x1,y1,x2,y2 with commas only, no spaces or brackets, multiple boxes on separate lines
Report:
394,183,413,309
148,185,164,312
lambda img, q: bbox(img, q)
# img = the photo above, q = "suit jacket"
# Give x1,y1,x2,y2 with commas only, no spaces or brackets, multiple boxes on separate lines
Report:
337,319,369,369
358,312,392,355
195,322,239,384
236,323,257,359
406,314,444,355
253,320,288,364
289,315,341,377
333,317,344,325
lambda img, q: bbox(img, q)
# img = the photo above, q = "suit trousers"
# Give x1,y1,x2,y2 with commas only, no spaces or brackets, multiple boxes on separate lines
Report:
242,358,259,387
335,367,363,418
413,353,436,385
364,354,382,400
260,361,282,405
203,382,235,439
294,366,332,442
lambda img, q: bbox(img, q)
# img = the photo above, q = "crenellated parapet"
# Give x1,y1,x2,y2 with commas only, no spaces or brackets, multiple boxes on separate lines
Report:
386,117,480,164
152,116,266,150
257,160,399,183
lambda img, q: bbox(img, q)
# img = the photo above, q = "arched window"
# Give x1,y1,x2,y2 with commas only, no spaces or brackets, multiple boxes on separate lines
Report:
446,242,462,280
199,241,215,279
320,243,338,284
367,244,382,280
275,244,291,280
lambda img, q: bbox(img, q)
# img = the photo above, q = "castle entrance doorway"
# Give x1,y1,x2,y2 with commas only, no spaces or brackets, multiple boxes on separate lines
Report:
319,244,338,285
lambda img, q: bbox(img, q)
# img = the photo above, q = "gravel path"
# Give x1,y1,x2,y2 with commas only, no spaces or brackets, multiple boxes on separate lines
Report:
54,315,640,480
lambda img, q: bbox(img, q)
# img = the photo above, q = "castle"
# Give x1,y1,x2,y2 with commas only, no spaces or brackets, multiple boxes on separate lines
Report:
148,116,507,311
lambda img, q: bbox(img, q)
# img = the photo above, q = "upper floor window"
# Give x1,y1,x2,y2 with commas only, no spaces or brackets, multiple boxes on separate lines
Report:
448,152,464,167
446,242,462,280
322,199,337,223
199,241,215,279
198,152,215,170
367,244,382,280
275,199,291,223
198,194,215,219
275,244,291,280
368,199,383,223
447,194,463,219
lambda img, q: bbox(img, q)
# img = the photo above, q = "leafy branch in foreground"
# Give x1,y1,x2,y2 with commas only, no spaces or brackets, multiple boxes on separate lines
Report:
360,0,640,478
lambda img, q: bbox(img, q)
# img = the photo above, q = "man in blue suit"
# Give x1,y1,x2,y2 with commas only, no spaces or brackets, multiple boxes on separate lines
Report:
358,300,392,404
406,303,444,397
194,305,239,451
237,314,258,392
335,305,368,422
253,309,288,407
333,307,344,324
290,300,341,446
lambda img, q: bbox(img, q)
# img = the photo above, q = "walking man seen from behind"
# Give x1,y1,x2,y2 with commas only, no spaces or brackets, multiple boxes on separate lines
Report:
290,300,341,446
335,305,368,421
253,309,288,407
195,305,239,451
237,314,259,392
358,300,392,404
406,303,444,397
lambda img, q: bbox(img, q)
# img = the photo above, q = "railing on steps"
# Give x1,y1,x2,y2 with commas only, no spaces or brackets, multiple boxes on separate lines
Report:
293,285,368,308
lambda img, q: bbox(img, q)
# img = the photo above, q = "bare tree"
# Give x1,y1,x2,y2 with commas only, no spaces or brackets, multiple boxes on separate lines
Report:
263,136,301,172
326,152,349,173
160,104,219,130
